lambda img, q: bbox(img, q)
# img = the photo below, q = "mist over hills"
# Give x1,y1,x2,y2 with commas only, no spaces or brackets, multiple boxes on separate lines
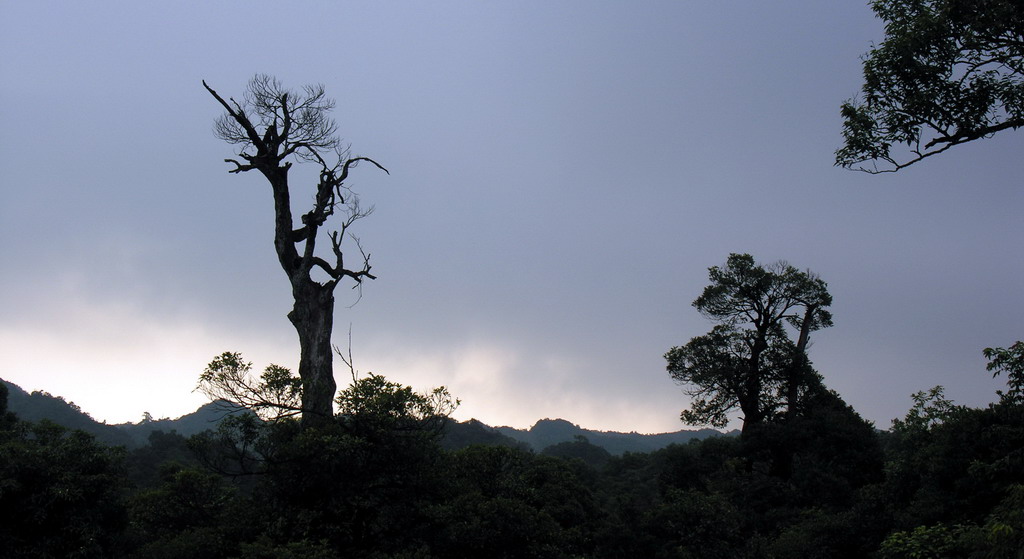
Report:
1,378,731,453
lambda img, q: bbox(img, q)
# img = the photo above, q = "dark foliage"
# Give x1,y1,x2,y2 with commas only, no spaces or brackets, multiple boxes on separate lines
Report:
837,0,1024,172
541,435,613,469
440,417,531,451
0,418,128,557
3,341,1021,557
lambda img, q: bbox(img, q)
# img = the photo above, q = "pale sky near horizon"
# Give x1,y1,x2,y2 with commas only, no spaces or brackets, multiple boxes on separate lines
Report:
1,1,1021,434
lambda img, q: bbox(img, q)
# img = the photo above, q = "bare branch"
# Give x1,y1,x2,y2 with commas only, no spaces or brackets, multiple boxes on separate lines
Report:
338,156,390,183
224,158,256,174
203,80,266,153
333,325,360,383
923,117,1024,149
851,139,963,173
311,256,338,279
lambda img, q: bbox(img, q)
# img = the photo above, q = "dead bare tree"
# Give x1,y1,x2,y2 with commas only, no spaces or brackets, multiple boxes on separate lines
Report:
203,74,388,427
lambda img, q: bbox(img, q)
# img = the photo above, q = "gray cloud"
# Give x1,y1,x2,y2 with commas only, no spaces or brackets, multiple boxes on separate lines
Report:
1,2,1020,432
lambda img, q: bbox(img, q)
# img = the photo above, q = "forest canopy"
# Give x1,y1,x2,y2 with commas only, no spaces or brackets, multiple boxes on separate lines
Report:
2,345,1022,557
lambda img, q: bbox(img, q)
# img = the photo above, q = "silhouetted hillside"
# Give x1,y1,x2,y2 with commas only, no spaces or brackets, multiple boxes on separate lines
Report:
1,378,245,448
496,418,735,455
540,435,613,468
2,379,135,447
2,378,731,455
116,400,251,446
439,418,530,451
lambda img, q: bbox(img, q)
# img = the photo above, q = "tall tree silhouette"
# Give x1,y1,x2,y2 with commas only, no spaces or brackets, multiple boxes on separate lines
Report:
665,254,832,436
204,75,388,426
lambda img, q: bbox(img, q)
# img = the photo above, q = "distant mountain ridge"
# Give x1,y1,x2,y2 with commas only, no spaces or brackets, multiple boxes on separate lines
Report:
1,378,733,454
117,400,250,447
494,417,733,455
3,379,136,447
2,378,247,448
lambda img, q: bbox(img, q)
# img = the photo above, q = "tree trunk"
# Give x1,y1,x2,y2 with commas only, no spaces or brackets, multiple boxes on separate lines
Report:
739,399,763,438
785,306,815,423
289,282,337,427
772,306,817,479
739,325,769,437
739,365,764,439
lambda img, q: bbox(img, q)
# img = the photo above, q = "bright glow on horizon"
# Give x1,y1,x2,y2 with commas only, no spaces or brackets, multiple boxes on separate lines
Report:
0,291,294,425
356,339,706,434
0,296,698,433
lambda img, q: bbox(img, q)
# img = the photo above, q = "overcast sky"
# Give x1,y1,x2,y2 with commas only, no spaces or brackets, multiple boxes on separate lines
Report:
1,1,1021,434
